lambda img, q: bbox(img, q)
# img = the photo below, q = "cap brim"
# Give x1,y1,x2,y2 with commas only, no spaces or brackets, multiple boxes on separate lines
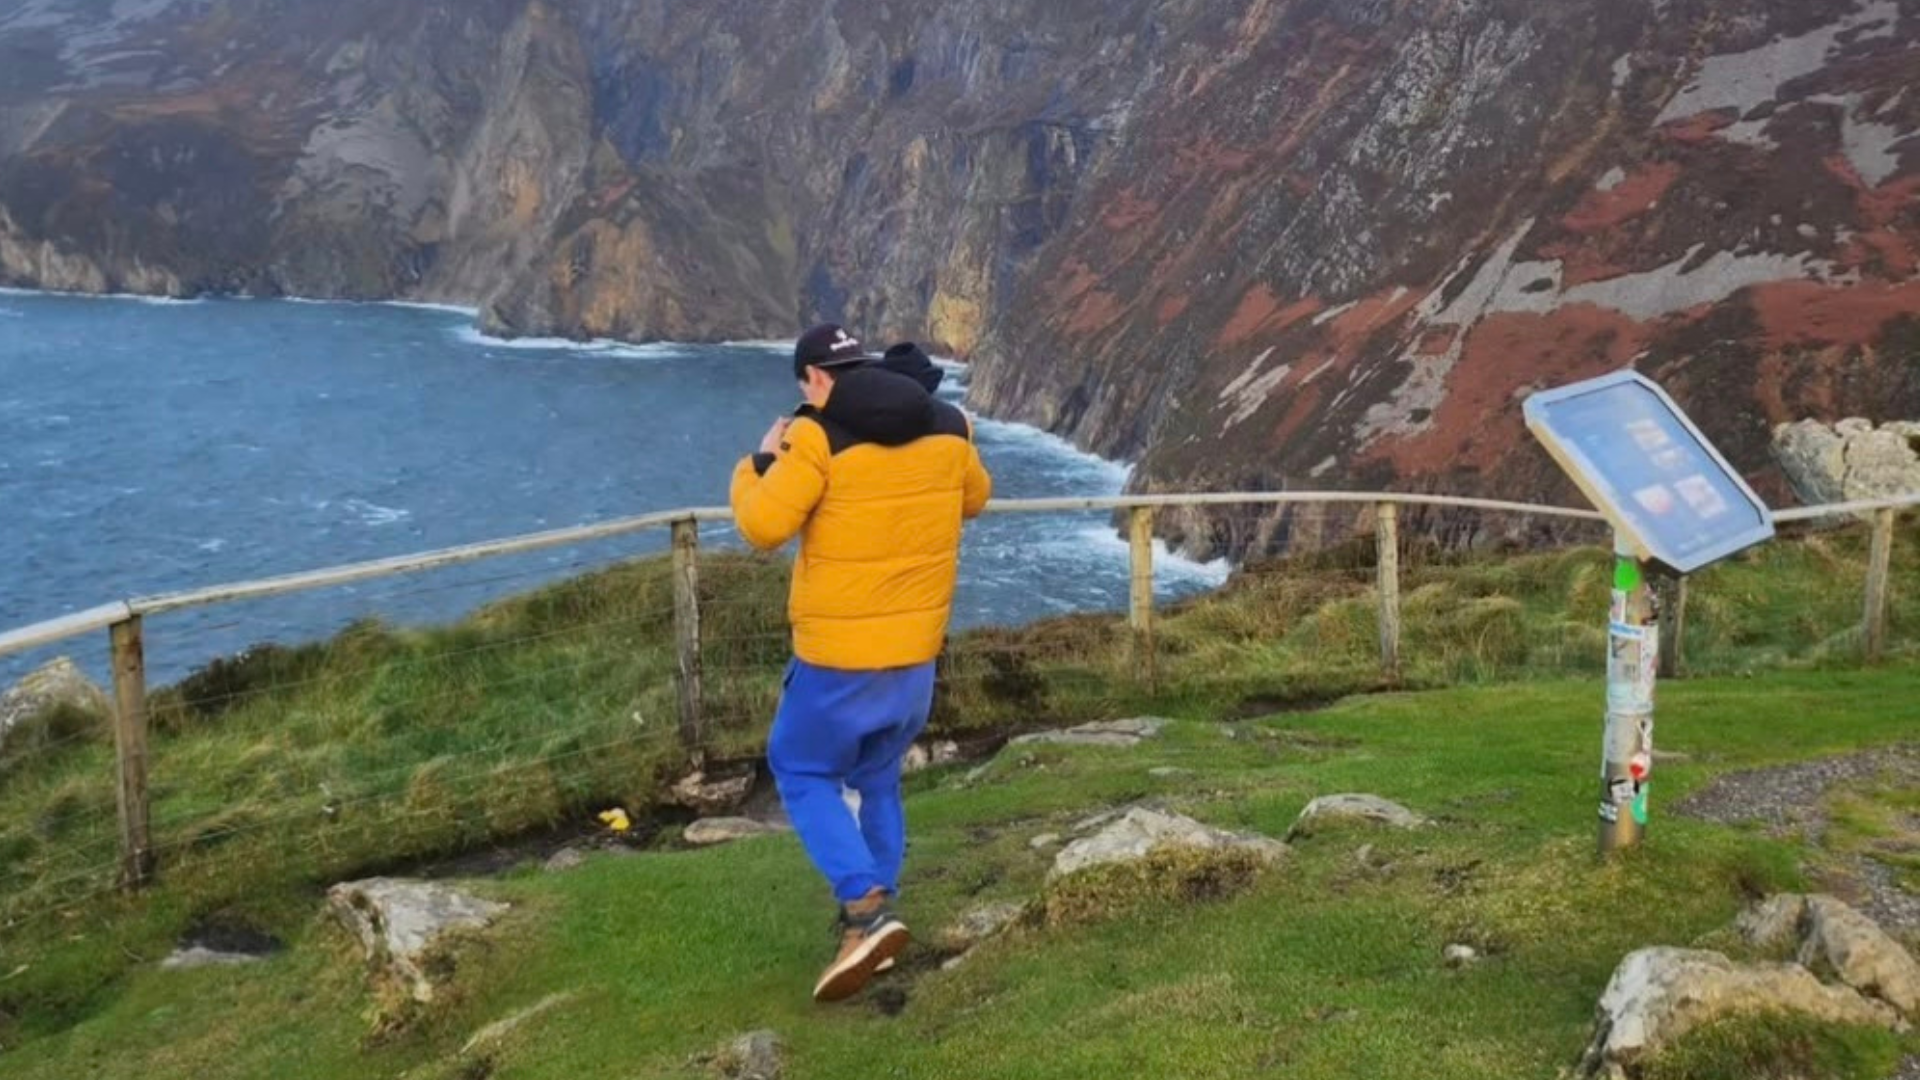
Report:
812,354,876,369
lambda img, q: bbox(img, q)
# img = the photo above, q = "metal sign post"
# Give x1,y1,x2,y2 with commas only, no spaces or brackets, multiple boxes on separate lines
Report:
1525,371,1775,857
1600,536,1657,850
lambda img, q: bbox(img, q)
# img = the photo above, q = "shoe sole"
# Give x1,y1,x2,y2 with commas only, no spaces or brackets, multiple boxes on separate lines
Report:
813,921,910,1003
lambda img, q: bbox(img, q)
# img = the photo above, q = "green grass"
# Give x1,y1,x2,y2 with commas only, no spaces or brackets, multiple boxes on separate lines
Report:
2,669,1917,1079
1641,1013,1905,1080
0,516,1915,1068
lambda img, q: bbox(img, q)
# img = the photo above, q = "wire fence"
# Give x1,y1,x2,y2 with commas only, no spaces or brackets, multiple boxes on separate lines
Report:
0,493,1914,937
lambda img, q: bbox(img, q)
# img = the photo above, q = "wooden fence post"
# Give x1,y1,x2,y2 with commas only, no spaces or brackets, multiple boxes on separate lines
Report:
1128,506,1157,689
108,616,155,889
1658,576,1687,679
671,518,704,759
1376,501,1401,682
1864,507,1895,662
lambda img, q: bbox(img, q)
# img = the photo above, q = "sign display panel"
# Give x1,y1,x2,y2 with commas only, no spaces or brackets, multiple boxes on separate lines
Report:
1525,371,1774,573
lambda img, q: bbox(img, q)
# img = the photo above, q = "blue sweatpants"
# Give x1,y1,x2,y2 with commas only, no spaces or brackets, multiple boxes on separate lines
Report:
767,658,935,903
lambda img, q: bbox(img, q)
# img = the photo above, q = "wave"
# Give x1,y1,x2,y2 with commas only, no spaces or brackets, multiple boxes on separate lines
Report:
382,300,481,316
0,286,204,305
341,498,411,527
969,414,1132,489
449,325,695,359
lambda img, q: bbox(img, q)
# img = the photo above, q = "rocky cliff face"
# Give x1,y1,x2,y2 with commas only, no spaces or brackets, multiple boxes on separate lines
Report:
3,0,1917,555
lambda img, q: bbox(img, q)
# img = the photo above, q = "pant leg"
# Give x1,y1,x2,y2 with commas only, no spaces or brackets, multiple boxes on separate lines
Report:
846,663,936,896
767,660,904,903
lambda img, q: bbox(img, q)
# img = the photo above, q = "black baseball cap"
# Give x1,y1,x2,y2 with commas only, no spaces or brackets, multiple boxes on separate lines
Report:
793,323,875,380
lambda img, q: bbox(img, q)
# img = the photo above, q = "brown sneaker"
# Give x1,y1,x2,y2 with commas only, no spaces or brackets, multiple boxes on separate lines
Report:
812,889,910,1003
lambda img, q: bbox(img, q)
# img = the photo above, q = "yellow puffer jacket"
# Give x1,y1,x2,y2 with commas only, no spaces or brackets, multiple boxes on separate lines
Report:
729,367,992,669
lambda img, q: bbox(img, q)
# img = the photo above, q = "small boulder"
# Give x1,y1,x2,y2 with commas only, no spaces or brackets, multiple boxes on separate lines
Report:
0,657,110,750
1287,794,1429,839
942,901,1027,952
1579,947,1899,1076
326,878,508,1003
542,847,588,873
1028,832,1061,851
711,1029,785,1080
1148,767,1192,779
1050,807,1287,881
671,769,756,815
1734,894,1920,1015
902,740,964,774
1010,717,1168,749
1737,893,1809,952
1443,944,1480,969
1801,895,1920,1016
684,817,787,846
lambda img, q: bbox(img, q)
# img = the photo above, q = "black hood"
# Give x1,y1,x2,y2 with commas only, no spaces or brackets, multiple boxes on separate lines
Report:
816,367,943,447
876,342,944,393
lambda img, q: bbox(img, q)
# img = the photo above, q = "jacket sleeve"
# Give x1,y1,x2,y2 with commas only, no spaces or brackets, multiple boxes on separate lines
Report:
961,421,992,520
729,419,829,550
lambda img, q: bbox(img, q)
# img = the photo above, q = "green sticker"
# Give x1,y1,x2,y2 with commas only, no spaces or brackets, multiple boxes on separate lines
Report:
1614,558,1643,592
1630,787,1650,826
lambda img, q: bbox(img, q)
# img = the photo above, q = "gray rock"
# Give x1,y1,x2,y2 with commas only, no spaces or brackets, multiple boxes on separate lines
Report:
1148,767,1192,778
1443,944,1479,968
713,1029,785,1080
684,817,787,846
460,991,578,1054
326,878,508,1003
159,946,264,970
942,901,1027,951
1049,807,1288,881
1287,793,1430,839
1736,893,1807,952
670,770,756,815
542,847,587,873
1735,893,1920,1015
1802,895,1920,1016
1028,832,1061,850
1010,717,1169,748
0,657,110,750
1773,418,1920,511
903,740,964,774
1579,947,1900,1076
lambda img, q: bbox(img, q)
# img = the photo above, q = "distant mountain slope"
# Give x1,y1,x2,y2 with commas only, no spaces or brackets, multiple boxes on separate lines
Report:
2,0,1915,554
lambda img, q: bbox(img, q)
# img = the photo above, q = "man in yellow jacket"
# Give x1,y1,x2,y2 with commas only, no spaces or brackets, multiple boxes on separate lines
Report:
730,323,991,1002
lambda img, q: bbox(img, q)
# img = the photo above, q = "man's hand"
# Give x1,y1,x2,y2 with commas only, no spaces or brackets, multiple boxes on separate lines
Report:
758,417,792,457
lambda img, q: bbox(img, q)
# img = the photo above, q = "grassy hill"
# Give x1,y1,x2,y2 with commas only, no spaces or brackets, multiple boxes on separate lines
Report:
3,669,1918,1079
0,518,1914,1074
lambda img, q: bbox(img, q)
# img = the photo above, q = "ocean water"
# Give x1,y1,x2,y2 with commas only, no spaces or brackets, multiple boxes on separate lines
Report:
0,291,1225,683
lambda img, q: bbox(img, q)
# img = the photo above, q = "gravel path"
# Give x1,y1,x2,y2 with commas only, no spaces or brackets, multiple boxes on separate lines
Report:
1673,746,1920,1079
1673,744,1920,935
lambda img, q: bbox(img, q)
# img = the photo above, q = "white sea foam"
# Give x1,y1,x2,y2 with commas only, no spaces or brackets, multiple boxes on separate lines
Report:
1066,526,1233,587
449,325,693,359
970,414,1133,489
0,286,203,305
342,498,411,526
382,300,481,316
